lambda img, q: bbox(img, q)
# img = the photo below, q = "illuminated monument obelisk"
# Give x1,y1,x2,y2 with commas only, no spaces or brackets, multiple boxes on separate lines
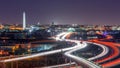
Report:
23,12,26,30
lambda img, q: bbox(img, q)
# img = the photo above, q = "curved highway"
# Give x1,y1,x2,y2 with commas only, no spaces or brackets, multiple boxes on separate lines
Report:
89,39,120,68
64,42,101,68
0,32,109,68
0,32,88,68
87,42,109,61
91,40,120,63
58,32,101,68
55,32,120,68
64,32,109,61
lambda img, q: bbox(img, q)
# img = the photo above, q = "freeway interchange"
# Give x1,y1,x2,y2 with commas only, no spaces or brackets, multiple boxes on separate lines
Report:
0,32,120,68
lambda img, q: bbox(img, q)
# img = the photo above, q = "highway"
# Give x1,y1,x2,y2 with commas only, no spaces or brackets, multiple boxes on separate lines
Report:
64,42,101,68
0,43,79,62
87,42,109,61
62,32,113,68
57,32,101,68
0,32,85,63
88,39,120,68
63,32,109,62
0,32,109,68
91,40,120,64
102,58,120,67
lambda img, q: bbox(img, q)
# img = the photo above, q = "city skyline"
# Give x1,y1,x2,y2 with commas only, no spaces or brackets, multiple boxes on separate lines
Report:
0,0,120,25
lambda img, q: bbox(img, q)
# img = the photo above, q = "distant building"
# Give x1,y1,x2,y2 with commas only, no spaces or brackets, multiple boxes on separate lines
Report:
68,28,76,32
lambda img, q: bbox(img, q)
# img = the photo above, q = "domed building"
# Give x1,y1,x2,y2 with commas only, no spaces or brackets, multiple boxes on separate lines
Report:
67,27,76,32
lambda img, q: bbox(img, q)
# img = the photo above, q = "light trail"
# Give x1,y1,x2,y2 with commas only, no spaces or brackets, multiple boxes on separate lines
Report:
0,32,101,68
64,42,101,68
61,32,101,68
101,58,120,68
56,32,120,68
57,32,114,68
0,32,83,63
64,32,109,62
0,44,80,62
55,32,67,40
87,42,109,61
91,40,120,64
41,62,78,68
102,41,120,47
99,42,120,68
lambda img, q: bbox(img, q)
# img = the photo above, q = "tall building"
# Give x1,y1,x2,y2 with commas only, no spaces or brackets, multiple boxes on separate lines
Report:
23,12,26,30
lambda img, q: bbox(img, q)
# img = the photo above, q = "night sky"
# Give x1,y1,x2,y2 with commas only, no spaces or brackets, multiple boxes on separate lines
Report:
0,0,120,25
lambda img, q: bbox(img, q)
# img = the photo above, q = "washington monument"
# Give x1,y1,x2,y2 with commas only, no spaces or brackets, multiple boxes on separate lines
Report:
23,12,26,30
